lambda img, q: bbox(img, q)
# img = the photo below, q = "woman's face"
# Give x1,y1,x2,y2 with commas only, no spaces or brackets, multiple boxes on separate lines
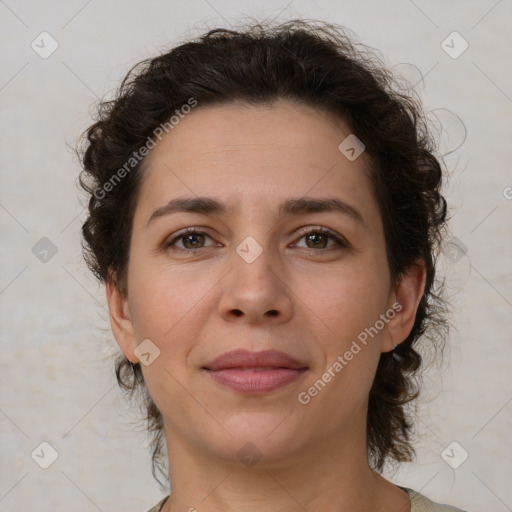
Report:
108,99,422,465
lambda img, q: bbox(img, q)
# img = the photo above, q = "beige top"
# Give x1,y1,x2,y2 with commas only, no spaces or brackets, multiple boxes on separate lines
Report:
145,488,467,511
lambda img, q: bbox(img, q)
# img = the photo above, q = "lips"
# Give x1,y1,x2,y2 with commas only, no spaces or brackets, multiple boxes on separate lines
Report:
204,349,307,371
203,349,308,394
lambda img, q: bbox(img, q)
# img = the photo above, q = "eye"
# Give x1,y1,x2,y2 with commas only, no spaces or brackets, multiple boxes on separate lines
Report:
164,228,219,252
162,226,349,254
292,227,349,251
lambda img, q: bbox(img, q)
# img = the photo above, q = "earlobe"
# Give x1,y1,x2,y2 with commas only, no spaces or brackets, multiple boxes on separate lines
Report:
382,260,426,353
106,269,139,364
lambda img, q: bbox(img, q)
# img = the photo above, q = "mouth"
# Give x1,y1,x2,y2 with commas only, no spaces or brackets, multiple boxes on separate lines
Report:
202,349,308,394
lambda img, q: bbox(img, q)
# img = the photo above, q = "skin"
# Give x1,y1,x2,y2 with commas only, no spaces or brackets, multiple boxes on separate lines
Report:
107,99,425,512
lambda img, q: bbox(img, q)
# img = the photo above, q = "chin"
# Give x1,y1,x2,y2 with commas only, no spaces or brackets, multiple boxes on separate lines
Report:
203,412,309,467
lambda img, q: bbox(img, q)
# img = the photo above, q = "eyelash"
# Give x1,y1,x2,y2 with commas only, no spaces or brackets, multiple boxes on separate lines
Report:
163,226,349,254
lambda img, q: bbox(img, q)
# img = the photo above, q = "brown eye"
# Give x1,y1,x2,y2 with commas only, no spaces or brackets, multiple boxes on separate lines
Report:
181,232,206,249
164,229,217,252
305,232,329,249
294,228,349,251
164,227,348,253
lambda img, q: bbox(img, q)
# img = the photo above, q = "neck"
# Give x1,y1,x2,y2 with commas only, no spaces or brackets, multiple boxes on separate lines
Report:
160,423,404,512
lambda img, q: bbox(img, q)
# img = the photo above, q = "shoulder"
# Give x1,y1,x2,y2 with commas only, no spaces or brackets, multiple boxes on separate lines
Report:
145,495,169,512
404,487,468,512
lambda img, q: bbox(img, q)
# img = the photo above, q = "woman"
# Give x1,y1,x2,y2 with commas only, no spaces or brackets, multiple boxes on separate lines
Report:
78,19,467,512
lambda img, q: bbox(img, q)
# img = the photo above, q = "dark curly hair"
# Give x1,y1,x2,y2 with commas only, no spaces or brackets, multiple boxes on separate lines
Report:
77,19,448,486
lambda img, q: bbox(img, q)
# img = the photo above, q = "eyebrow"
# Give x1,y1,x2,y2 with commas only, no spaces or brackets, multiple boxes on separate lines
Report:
146,196,365,227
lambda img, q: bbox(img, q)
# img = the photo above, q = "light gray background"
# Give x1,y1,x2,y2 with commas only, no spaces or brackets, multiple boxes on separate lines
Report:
0,1,511,511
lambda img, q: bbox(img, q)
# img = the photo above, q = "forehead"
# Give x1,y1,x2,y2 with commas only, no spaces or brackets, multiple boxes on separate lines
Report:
145,99,354,167
133,99,380,228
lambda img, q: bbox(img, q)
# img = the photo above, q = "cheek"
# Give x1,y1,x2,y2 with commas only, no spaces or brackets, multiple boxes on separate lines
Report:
127,248,215,340
128,263,211,416
295,266,387,420
296,258,390,348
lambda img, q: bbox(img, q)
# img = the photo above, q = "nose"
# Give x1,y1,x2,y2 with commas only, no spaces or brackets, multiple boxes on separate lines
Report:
217,242,294,326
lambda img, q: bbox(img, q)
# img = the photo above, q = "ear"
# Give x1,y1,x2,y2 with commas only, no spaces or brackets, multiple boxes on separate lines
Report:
381,259,426,353
106,269,139,364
